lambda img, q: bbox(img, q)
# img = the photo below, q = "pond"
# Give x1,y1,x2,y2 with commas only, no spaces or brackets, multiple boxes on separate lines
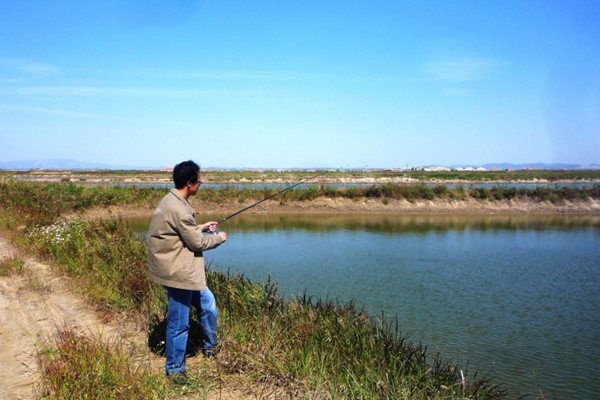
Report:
130,213,600,399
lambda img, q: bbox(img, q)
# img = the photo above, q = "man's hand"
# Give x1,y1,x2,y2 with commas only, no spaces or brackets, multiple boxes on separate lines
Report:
200,221,219,232
200,221,227,241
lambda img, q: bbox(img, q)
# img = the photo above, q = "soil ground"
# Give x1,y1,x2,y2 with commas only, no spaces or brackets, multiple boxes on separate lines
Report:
0,235,142,399
0,234,268,399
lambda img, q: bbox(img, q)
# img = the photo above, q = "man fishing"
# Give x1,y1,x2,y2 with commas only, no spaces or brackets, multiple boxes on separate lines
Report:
147,160,227,382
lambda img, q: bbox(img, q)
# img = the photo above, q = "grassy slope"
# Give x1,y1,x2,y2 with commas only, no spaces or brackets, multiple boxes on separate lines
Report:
4,180,580,398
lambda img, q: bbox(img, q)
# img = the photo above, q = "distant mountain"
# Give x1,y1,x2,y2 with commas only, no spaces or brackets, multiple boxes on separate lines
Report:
0,158,146,170
480,163,600,170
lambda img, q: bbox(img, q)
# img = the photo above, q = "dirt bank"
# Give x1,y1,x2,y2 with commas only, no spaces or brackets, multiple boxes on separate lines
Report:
69,197,600,221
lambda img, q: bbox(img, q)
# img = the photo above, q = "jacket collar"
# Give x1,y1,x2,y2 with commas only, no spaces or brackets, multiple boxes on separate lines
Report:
170,188,188,203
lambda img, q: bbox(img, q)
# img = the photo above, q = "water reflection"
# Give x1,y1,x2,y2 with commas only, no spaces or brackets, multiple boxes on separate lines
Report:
217,213,599,233
128,212,600,235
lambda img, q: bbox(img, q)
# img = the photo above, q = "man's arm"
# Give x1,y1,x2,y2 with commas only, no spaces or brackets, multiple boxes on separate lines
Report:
178,214,226,252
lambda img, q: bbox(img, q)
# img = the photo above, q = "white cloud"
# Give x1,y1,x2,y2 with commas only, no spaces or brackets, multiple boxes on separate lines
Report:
2,85,234,99
0,103,125,120
151,69,313,82
426,58,500,82
0,58,60,76
126,68,392,85
0,85,328,107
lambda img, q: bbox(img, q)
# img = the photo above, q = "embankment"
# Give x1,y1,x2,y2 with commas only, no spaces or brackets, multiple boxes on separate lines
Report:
72,197,600,221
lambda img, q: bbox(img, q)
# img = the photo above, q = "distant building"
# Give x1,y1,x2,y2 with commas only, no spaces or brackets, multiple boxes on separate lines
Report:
423,166,451,171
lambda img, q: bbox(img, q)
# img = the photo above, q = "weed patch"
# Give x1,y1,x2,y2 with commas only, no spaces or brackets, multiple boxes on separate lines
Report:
38,328,167,399
0,255,25,276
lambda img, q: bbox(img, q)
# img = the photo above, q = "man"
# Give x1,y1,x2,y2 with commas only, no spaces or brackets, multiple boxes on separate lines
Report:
147,160,227,379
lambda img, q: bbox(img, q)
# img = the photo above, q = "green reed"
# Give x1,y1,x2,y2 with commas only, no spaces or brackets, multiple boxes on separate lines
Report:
209,272,507,399
199,182,600,205
0,180,166,226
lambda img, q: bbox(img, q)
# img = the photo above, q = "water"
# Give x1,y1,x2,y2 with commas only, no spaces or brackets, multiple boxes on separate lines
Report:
130,213,600,398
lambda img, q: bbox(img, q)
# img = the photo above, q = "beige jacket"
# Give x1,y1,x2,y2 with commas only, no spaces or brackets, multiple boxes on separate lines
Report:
147,189,225,290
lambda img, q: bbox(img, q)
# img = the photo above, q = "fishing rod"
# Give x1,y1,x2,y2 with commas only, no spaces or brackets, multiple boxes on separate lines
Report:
216,171,327,225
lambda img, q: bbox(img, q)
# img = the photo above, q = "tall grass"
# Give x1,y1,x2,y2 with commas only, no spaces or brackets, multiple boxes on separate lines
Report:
210,273,506,399
38,328,167,399
18,212,508,397
24,218,165,317
193,182,600,208
0,180,165,225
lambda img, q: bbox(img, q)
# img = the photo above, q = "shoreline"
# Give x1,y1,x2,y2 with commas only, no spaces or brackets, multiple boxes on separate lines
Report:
71,197,600,221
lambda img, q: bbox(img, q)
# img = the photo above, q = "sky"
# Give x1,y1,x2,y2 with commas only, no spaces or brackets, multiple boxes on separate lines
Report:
1,0,599,169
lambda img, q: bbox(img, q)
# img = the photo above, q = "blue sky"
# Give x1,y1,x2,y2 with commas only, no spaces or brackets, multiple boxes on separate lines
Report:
1,1,599,169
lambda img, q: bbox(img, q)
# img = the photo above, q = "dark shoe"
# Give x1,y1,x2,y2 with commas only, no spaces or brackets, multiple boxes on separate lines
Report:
202,348,216,358
167,372,190,385
202,341,222,358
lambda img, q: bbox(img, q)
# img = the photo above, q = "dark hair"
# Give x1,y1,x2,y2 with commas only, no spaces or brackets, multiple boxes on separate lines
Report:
173,160,200,189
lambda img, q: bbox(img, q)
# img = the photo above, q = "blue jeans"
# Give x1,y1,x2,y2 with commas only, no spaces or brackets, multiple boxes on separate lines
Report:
164,286,218,375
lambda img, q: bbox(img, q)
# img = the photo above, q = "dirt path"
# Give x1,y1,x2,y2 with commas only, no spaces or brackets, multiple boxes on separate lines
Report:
0,235,271,400
0,235,134,399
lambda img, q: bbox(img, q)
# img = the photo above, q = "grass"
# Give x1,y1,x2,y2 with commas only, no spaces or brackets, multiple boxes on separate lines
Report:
194,182,600,206
212,273,506,399
38,327,168,400
0,255,25,276
397,169,600,182
24,218,165,317
22,271,52,293
0,180,165,225
4,179,589,398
